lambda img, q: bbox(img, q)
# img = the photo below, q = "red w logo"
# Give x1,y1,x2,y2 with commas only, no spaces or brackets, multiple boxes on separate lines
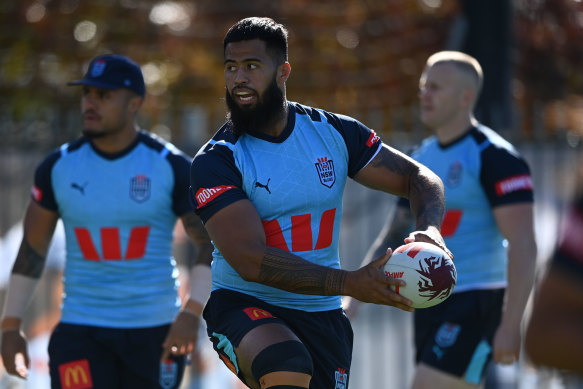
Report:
74,226,150,260
262,209,336,252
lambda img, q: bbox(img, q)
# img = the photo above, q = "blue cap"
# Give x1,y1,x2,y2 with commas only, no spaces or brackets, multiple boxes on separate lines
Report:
68,54,146,97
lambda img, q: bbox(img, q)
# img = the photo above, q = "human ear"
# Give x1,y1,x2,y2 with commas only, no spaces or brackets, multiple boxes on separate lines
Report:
128,95,143,114
279,62,291,83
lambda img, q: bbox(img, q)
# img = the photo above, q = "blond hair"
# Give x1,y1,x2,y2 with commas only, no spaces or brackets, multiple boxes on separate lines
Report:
426,51,483,95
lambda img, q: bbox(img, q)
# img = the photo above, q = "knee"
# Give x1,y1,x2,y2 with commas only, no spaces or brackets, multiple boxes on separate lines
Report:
251,340,313,388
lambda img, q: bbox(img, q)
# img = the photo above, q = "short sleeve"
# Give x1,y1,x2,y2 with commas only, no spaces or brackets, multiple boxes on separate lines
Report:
189,139,247,223
323,111,382,177
480,145,534,207
32,149,61,211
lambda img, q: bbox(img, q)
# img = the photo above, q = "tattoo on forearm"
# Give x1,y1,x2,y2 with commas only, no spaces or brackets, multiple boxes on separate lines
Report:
372,149,445,229
181,212,214,267
259,247,346,296
12,240,45,278
182,212,210,243
409,173,445,229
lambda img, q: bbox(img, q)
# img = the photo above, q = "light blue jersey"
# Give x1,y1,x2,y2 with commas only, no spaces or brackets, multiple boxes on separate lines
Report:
33,131,192,328
400,124,534,292
190,102,382,311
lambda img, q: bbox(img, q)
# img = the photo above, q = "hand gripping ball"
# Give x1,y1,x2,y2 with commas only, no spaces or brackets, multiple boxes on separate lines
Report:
385,242,456,308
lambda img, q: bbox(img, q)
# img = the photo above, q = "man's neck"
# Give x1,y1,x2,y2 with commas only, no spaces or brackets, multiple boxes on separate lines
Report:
435,116,476,144
91,125,139,154
262,101,289,138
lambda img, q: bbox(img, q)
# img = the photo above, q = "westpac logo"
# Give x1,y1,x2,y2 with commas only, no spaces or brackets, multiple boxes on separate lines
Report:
315,156,336,188
58,359,92,389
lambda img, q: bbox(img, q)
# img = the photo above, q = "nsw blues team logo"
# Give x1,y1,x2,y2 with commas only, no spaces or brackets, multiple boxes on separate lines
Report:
315,157,336,188
446,161,463,187
90,59,107,77
159,359,178,389
130,175,150,203
435,322,461,348
335,368,348,389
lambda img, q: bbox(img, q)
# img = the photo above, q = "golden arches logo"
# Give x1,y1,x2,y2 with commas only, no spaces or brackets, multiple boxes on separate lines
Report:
243,307,274,321
58,359,93,389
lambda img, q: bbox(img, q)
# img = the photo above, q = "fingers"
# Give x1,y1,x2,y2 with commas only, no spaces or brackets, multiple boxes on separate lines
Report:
494,348,517,365
387,290,414,312
405,232,453,260
161,341,195,362
495,353,516,365
1,332,29,378
2,352,29,378
160,310,201,362
15,353,29,378
392,302,415,313
371,248,392,268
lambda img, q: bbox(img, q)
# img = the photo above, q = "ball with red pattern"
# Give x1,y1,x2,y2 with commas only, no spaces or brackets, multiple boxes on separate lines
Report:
385,241,456,309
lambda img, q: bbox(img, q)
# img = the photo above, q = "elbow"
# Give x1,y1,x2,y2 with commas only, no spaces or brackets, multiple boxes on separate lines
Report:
222,244,266,283
238,268,260,283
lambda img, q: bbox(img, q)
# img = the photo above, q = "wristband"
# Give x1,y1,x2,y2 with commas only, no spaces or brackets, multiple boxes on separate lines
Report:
2,274,40,321
186,264,212,315
179,307,201,319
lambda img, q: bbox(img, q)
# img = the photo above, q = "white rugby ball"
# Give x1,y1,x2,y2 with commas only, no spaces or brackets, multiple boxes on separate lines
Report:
384,242,456,309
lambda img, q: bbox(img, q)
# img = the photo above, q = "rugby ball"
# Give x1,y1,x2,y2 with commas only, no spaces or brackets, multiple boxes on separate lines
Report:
385,242,456,309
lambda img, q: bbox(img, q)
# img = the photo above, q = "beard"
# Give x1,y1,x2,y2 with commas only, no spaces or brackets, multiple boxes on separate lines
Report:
82,128,107,138
225,75,286,136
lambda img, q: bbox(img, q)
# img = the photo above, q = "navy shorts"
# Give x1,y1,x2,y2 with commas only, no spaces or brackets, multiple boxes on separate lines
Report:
48,322,185,389
203,289,353,389
414,289,504,385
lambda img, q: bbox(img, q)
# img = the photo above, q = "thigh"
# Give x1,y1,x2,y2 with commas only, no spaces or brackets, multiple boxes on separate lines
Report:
413,289,504,384
203,289,297,387
285,309,353,389
48,323,119,389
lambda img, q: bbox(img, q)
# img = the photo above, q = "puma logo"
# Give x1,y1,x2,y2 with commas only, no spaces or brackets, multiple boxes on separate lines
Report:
255,178,271,194
71,182,88,195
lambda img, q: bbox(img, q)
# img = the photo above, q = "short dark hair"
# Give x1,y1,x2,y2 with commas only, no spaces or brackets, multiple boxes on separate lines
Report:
224,17,288,64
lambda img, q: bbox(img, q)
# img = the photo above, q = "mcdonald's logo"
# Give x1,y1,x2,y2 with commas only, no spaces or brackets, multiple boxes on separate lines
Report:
58,359,93,389
243,307,274,321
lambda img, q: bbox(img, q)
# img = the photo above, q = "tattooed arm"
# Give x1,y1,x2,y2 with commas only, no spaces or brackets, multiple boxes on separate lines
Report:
181,211,214,268
354,144,451,256
1,200,58,378
161,211,214,361
204,198,414,311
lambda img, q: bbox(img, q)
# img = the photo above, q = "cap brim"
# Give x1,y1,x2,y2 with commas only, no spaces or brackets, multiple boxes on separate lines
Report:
67,79,121,90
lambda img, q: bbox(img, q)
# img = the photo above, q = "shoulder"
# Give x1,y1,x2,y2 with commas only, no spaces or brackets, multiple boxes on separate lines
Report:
470,125,530,170
37,137,89,171
135,131,194,180
193,124,239,165
138,131,191,161
291,101,368,133
470,125,521,156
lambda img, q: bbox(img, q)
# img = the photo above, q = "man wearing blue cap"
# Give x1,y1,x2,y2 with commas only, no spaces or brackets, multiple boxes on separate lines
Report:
0,54,213,389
